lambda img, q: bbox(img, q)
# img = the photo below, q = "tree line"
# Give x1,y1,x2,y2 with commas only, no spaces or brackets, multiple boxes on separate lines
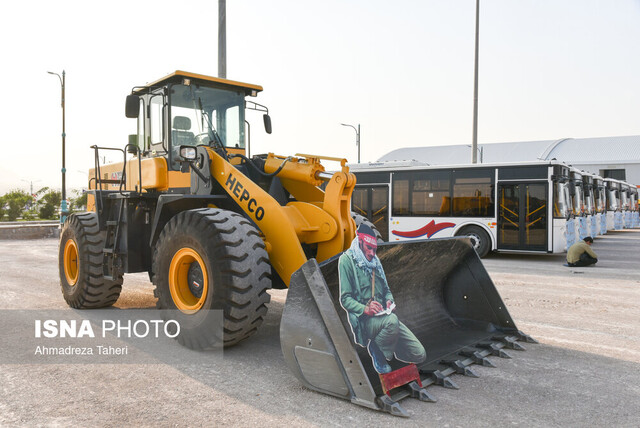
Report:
0,189,87,221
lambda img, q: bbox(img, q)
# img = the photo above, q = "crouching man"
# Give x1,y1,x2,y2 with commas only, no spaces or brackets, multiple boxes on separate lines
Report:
567,236,598,267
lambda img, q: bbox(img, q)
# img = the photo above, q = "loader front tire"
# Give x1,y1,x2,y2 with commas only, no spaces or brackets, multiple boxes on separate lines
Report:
58,212,123,308
152,208,271,349
456,225,491,258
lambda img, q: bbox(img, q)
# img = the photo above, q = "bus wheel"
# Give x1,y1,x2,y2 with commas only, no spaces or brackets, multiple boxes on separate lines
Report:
457,226,491,258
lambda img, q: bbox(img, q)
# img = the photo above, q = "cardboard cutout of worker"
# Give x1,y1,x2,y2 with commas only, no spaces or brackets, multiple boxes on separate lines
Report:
338,224,426,374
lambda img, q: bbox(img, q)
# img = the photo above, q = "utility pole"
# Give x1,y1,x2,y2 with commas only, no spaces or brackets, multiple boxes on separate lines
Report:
218,0,227,78
471,0,480,164
48,70,68,223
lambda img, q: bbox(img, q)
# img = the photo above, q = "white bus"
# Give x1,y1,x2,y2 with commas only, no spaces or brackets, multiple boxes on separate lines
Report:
620,182,639,228
591,174,608,235
568,168,589,243
581,172,600,238
350,160,572,257
630,185,640,228
604,178,623,230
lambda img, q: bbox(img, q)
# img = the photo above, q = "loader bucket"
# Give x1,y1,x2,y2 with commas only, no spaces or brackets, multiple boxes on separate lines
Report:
280,237,535,416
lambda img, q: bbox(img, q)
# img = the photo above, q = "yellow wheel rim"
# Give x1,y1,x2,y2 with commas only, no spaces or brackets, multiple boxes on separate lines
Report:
169,248,209,313
63,239,79,286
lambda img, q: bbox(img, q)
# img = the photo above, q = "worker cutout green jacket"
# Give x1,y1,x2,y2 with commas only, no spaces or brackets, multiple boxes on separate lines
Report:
338,225,426,374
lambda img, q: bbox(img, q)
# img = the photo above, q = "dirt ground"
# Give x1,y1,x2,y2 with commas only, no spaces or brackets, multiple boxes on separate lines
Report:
0,231,639,427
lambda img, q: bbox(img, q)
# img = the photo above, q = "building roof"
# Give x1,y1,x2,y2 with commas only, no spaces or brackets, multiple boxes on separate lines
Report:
378,135,640,166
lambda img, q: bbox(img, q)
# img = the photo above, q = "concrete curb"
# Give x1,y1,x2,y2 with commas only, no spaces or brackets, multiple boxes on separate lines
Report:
0,222,60,240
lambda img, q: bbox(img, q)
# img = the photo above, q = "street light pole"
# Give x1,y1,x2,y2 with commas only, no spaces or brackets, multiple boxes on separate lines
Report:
471,0,480,164
218,0,226,78
340,123,360,163
466,145,483,163
48,70,68,224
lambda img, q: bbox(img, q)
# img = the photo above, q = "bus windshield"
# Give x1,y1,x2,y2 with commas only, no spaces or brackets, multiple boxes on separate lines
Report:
596,188,606,213
608,190,618,210
620,190,629,210
573,184,583,214
553,182,569,218
584,188,594,215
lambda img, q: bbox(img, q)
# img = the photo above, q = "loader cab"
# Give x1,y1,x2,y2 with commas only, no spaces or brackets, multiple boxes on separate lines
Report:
126,71,265,171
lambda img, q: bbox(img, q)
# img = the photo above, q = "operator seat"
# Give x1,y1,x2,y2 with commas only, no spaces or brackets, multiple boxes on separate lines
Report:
171,116,196,147
170,116,196,170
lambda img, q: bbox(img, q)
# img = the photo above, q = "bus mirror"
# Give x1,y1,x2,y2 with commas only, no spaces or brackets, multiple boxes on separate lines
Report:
568,181,576,196
263,114,272,134
125,95,140,118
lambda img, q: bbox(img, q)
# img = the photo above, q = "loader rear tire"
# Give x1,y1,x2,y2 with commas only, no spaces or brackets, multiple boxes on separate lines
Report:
58,212,123,308
456,225,491,258
351,213,384,243
152,208,271,349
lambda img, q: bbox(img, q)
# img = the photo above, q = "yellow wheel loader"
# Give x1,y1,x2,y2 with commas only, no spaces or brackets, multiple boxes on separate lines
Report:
58,71,535,416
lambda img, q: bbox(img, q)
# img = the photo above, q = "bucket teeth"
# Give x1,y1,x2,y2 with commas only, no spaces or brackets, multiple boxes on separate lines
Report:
492,335,527,351
464,366,480,377
441,359,480,378
407,381,437,403
420,369,460,390
459,349,497,368
377,395,409,418
477,342,513,359
481,357,497,368
515,330,539,344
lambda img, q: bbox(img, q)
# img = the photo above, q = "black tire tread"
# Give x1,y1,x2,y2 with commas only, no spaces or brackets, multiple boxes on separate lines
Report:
59,212,123,309
152,208,271,349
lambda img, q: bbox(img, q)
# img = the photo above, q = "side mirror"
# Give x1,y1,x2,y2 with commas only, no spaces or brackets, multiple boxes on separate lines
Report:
263,114,272,134
125,95,140,118
568,181,576,197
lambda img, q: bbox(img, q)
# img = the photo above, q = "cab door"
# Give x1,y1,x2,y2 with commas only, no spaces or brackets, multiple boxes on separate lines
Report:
497,183,547,251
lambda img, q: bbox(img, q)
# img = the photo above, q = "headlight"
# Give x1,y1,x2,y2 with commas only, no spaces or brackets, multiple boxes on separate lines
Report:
180,146,197,160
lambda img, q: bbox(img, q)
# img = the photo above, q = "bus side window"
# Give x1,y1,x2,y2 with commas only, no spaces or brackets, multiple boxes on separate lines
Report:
452,169,494,217
392,177,410,216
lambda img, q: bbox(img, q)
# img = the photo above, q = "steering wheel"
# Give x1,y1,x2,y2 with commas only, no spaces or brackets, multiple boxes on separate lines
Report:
194,133,210,145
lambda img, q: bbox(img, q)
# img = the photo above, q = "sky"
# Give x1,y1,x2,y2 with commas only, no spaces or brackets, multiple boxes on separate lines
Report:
1,0,639,194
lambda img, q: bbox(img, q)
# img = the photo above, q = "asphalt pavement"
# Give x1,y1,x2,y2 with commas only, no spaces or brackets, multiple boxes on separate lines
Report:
0,231,639,427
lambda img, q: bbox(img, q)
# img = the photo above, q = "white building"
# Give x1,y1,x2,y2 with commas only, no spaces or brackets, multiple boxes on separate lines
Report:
379,135,640,184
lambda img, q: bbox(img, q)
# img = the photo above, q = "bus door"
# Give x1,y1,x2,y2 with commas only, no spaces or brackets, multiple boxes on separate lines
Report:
352,185,389,241
497,182,548,251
